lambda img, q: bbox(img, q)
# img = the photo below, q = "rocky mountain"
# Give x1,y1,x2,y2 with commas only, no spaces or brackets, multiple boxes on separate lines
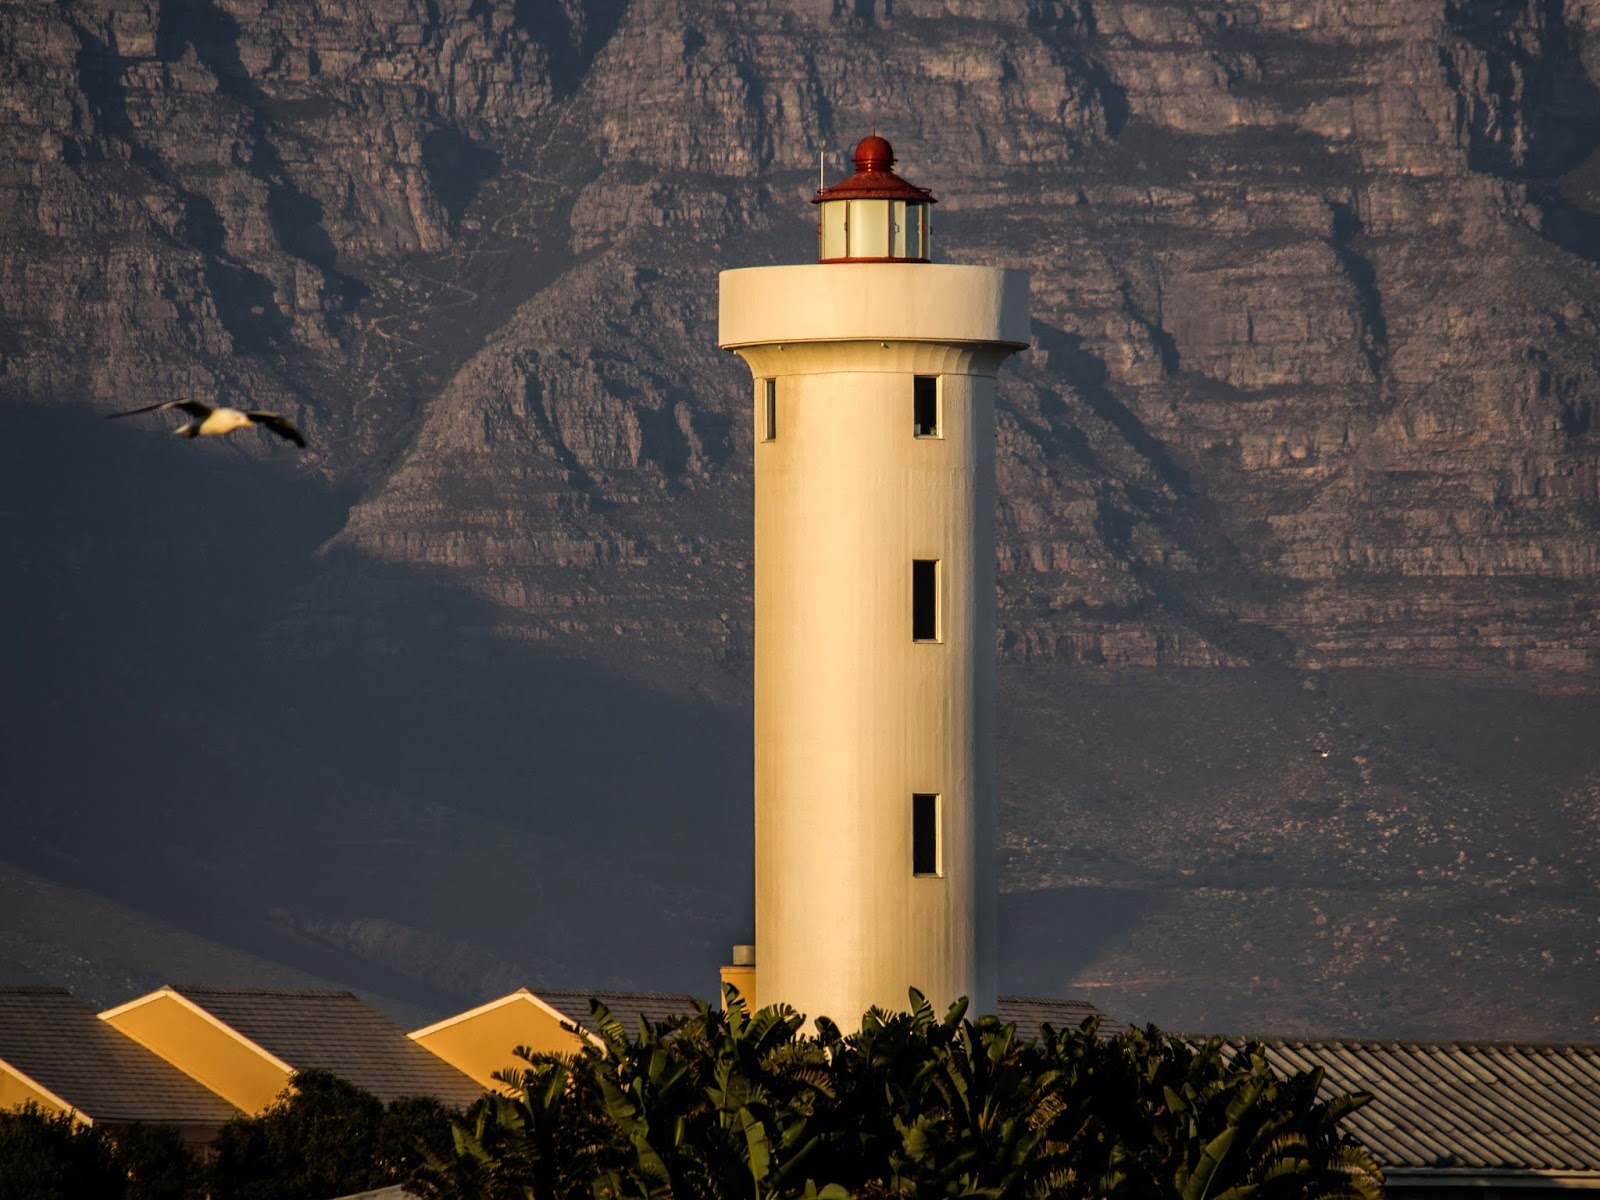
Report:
1,0,1598,1040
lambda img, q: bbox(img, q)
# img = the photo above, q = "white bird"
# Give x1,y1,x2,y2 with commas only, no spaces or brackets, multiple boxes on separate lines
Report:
107,399,306,447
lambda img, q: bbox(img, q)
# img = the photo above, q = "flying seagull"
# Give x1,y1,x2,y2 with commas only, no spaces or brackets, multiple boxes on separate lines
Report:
107,399,306,447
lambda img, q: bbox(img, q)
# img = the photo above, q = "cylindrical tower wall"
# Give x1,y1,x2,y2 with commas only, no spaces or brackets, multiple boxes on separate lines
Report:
721,264,1028,1029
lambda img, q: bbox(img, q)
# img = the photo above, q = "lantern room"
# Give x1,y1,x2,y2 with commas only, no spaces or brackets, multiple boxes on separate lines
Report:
814,135,935,263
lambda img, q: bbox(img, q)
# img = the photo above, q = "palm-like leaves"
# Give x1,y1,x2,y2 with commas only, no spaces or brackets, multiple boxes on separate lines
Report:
420,1053,614,1200
586,995,841,1200
420,990,1385,1200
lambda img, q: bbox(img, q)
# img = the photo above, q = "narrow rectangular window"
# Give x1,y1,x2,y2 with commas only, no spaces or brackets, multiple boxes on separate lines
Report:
912,559,939,642
761,378,776,441
913,376,939,437
913,794,940,876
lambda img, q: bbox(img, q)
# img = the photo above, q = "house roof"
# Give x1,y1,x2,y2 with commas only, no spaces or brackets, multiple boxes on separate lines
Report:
532,989,705,1037
995,995,1126,1040
1245,1037,1600,1176
0,987,240,1126
173,988,484,1109
528,990,1122,1042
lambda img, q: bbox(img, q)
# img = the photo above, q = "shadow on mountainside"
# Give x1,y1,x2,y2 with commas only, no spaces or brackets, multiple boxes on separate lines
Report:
999,886,1156,998
994,663,1600,1040
7,406,1600,1039
0,404,751,1016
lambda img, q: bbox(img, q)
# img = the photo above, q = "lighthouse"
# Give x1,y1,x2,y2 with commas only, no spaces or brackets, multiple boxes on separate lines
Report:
718,136,1030,1026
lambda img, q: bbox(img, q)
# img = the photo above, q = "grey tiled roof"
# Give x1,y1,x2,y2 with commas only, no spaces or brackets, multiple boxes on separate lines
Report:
1243,1038,1600,1174
995,995,1125,1039
0,987,240,1126
534,989,705,1037
530,990,1121,1042
176,988,484,1109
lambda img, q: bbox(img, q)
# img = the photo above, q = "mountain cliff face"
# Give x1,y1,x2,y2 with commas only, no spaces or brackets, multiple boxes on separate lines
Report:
2,0,1598,1039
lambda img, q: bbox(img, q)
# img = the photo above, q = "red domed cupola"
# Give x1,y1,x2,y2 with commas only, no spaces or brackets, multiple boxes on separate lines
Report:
851,134,895,172
813,134,935,263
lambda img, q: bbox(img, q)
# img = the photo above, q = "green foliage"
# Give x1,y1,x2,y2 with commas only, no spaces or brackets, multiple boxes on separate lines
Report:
1035,1026,1386,1200
426,1056,615,1200
106,1122,208,1200
0,1072,457,1200
416,990,1386,1200
0,1106,122,1200
0,1003,1382,1200
585,995,831,1200
0,1105,204,1200
209,1068,457,1200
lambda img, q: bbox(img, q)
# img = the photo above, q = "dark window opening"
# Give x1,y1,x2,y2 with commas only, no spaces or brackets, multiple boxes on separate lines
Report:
914,375,939,437
913,793,940,876
762,378,776,441
912,559,939,641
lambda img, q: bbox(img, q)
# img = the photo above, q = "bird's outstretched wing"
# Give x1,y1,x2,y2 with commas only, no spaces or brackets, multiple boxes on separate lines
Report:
246,411,307,447
106,399,213,420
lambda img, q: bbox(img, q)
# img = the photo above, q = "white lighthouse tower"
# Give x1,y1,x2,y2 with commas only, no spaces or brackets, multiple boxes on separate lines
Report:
719,135,1029,1027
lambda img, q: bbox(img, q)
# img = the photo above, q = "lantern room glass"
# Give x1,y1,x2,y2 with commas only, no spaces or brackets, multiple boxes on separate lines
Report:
903,202,926,258
820,200,848,260
817,198,930,261
849,200,890,257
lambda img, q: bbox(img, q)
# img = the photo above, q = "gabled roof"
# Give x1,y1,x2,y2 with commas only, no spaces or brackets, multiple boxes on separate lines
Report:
173,988,484,1109
995,995,1125,1040
533,989,705,1036
409,989,601,1089
527,990,1123,1041
1244,1037,1600,1176
0,987,239,1126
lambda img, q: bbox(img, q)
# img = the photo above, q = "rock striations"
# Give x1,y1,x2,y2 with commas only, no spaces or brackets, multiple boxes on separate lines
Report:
2,0,1599,1038
6,0,1598,678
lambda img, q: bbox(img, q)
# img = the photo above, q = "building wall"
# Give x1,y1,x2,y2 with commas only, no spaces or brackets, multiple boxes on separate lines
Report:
100,991,289,1114
723,263,1028,1029
0,1066,72,1120
410,993,586,1090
